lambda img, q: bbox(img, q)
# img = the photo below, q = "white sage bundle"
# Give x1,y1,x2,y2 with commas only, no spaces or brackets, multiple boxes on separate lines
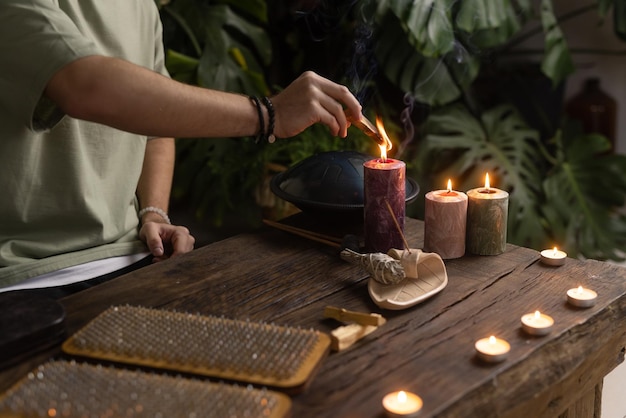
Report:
340,249,405,285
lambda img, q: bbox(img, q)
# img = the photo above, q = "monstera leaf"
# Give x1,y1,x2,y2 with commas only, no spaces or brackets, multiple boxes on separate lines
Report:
542,131,626,260
539,0,574,86
455,0,532,49
161,0,270,95
374,5,480,106
421,104,547,249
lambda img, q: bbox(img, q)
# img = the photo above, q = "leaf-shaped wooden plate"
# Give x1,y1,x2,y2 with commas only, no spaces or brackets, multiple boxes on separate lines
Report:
368,252,448,310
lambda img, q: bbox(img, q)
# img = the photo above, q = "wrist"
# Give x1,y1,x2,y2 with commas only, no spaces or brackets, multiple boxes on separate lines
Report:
250,95,275,143
138,206,171,225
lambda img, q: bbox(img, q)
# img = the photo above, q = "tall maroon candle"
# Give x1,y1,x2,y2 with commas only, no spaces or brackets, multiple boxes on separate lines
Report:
363,158,406,253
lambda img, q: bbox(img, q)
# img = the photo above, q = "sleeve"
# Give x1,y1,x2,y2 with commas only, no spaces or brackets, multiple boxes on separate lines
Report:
152,3,170,79
0,0,102,132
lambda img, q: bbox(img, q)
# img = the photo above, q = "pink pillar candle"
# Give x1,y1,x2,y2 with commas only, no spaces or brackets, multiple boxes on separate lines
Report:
363,158,406,253
424,189,468,259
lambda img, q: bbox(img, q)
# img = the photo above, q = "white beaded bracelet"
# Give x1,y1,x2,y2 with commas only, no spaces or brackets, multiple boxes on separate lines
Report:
138,206,171,225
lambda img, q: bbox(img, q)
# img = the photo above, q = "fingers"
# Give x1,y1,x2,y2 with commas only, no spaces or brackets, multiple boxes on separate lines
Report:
139,222,196,262
273,71,361,138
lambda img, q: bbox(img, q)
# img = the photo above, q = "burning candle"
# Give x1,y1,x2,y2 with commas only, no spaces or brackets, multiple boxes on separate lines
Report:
364,118,406,253
567,286,598,308
424,179,468,259
475,335,510,363
382,390,423,417
540,247,567,266
466,173,509,255
521,310,554,336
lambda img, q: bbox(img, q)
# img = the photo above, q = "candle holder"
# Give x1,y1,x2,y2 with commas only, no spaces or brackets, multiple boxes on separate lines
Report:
540,248,567,266
520,311,554,336
475,336,510,363
567,286,597,308
382,390,423,417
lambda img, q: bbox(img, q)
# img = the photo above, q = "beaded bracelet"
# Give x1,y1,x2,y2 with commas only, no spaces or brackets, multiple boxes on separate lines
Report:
250,96,265,144
261,96,276,144
138,206,171,225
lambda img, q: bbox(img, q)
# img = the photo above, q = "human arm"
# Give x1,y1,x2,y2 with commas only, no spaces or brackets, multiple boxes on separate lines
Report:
43,56,362,139
136,137,195,261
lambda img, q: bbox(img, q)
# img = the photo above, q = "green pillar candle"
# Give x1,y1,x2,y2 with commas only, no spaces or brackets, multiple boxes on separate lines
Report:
466,187,508,255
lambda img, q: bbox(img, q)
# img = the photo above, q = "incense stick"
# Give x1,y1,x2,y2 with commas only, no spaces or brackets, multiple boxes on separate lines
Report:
262,219,341,248
384,199,411,253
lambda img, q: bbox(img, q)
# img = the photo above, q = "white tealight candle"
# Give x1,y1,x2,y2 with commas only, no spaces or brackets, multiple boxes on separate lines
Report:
521,310,554,336
475,336,510,363
567,286,598,308
540,247,567,266
382,390,423,417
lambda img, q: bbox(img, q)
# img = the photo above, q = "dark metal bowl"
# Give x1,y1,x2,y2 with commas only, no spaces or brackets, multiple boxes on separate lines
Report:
270,150,419,214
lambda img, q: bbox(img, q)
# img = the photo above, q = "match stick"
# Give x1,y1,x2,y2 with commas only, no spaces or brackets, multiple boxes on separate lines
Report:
384,199,411,253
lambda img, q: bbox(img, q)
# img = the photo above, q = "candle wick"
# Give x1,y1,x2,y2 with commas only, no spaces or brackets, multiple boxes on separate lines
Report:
384,198,411,253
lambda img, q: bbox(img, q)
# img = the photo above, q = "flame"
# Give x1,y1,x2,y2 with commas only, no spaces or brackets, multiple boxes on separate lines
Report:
375,115,393,162
397,391,407,403
485,173,490,190
379,144,387,162
447,179,452,193
488,335,496,344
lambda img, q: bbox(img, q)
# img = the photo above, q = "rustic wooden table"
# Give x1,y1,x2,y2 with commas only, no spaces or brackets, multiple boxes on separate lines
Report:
1,217,625,418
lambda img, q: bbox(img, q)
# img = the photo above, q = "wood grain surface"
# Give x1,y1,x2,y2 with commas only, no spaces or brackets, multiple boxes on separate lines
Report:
1,216,624,418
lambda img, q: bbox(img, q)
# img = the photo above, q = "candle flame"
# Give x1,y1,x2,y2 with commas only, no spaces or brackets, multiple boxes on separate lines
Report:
379,144,387,162
553,247,558,256
488,335,496,344
375,115,393,162
447,179,452,193
534,310,541,319
397,391,407,403
577,285,584,294
485,173,490,191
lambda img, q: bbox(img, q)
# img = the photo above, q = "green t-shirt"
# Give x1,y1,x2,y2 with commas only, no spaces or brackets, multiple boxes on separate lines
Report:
0,0,169,286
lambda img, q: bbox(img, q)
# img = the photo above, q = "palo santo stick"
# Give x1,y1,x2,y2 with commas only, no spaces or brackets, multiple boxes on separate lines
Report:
330,323,378,351
262,219,341,248
324,306,386,327
344,110,386,146
384,199,411,253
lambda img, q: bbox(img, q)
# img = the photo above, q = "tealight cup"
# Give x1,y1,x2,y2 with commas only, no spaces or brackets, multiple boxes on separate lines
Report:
567,286,598,308
540,247,567,266
521,311,554,336
382,390,423,417
475,336,510,363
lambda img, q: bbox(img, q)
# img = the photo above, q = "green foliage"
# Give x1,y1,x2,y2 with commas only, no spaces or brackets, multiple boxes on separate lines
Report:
371,0,624,106
160,0,626,259
161,0,368,228
421,104,546,250
539,0,574,86
420,104,626,261
542,130,626,260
